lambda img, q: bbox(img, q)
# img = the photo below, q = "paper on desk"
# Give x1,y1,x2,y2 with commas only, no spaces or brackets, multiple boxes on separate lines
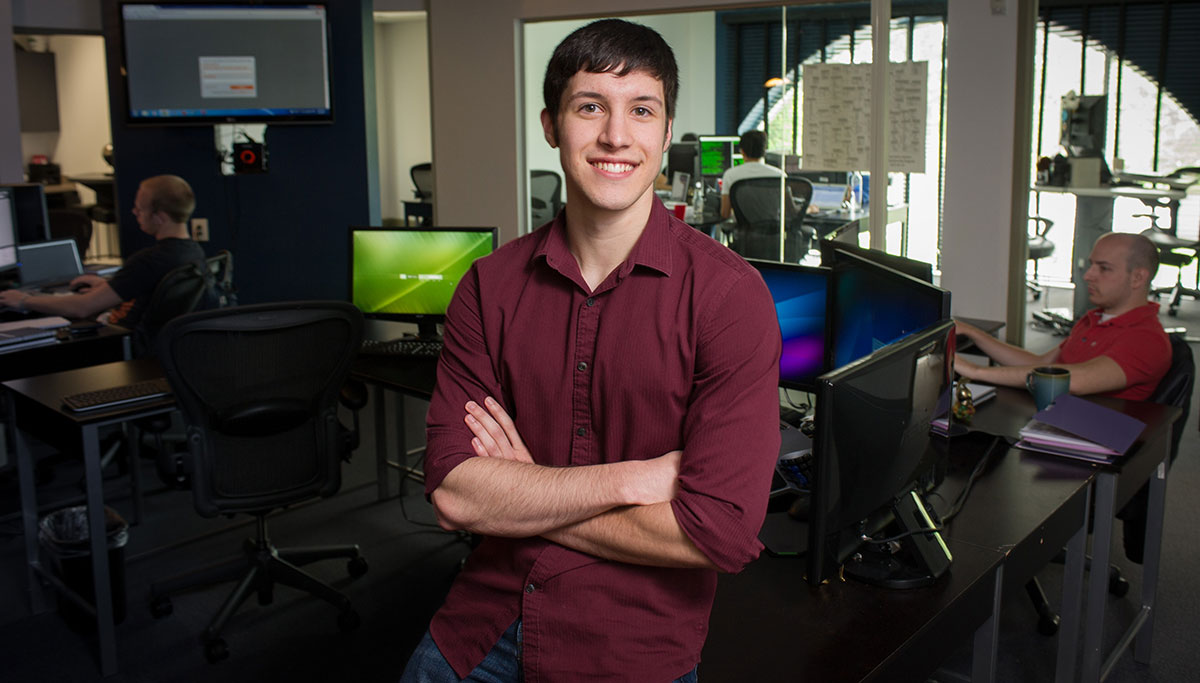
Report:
0,316,71,332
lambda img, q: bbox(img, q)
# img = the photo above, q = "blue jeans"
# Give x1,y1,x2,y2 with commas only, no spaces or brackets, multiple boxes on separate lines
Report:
399,620,699,682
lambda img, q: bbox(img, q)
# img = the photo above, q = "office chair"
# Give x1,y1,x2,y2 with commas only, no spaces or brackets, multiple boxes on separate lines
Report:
47,208,94,262
530,170,564,227
1138,212,1200,317
411,162,433,201
148,301,368,663
1026,334,1193,636
207,250,237,308
1026,216,1055,300
727,176,814,262
133,261,216,358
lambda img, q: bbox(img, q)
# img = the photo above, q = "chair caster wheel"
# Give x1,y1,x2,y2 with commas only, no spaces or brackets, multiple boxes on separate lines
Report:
338,609,361,633
150,596,173,618
1110,574,1130,597
204,638,229,663
1037,613,1061,636
1168,308,1178,317
347,556,368,577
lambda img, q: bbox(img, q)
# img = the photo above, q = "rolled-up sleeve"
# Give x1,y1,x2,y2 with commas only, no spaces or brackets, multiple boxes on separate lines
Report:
670,271,782,573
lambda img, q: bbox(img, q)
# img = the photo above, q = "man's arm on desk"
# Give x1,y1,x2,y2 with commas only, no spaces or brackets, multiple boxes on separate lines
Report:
0,281,120,319
955,354,1128,396
956,318,1056,366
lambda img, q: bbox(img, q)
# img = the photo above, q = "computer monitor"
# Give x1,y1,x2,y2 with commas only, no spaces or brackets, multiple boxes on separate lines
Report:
698,135,741,177
807,319,955,588
748,260,831,391
1061,94,1106,158
0,183,50,243
349,226,497,340
818,240,934,284
0,189,18,276
830,250,950,368
119,3,333,125
666,141,698,189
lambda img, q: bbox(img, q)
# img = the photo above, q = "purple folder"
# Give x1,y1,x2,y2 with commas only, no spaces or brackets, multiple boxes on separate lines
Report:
1033,394,1146,455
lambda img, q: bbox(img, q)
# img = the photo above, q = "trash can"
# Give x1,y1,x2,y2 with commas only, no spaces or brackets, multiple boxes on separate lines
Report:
38,505,129,632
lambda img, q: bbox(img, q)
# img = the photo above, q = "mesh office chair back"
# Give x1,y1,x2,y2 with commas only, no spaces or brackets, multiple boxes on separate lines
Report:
728,176,814,261
411,162,433,200
135,261,214,356
530,170,563,227
156,301,363,517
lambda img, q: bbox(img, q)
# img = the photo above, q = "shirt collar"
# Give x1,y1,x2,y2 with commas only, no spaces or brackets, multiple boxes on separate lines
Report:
1087,302,1161,327
531,198,676,281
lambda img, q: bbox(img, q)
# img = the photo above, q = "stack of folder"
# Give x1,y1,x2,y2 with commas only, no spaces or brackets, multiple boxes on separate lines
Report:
1016,394,1145,464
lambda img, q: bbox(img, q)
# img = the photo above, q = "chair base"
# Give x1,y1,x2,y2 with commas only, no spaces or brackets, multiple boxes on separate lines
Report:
149,515,367,662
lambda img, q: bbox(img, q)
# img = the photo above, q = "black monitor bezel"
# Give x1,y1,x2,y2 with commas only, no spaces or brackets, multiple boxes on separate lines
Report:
746,258,832,392
348,225,498,335
806,318,955,586
0,183,51,244
0,188,18,275
117,1,335,127
818,239,935,284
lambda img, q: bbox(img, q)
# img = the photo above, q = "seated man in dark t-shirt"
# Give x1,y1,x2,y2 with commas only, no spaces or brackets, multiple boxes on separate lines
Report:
0,174,207,330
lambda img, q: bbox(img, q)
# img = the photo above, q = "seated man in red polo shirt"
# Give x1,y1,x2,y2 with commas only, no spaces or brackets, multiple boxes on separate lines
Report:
955,231,1169,400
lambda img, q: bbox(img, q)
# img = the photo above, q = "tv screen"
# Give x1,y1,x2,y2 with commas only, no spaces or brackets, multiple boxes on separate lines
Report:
807,319,955,587
350,226,497,337
748,259,830,391
0,190,18,274
119,3,332,125
830,250,950,368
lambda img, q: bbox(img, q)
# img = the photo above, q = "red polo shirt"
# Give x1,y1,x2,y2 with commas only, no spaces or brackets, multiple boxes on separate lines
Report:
422,199,782,682
1058,303,1170,401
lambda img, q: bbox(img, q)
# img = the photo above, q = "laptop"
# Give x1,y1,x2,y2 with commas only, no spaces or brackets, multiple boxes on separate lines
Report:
809,183,847,210
17,239,84,291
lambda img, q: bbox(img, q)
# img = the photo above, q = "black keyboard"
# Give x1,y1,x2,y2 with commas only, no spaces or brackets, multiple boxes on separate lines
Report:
62,378,172,412
359,338,444,358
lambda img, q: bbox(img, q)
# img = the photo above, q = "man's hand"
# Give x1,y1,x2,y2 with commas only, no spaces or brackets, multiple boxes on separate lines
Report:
69,274,107,292
0,289,30,310
463,396,681,506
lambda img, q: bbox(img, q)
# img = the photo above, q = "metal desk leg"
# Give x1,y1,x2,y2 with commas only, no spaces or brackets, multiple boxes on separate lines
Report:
81,423,118,676
971,564,1002,683
1082,472,1117,683
1134,459,1168,664
127,423,143,525
394,394,408,497
12,408,50,615
374,385,390,501
1056,485,1090,683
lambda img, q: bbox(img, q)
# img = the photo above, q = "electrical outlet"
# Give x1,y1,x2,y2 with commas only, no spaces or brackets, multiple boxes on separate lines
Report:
191,217,209,242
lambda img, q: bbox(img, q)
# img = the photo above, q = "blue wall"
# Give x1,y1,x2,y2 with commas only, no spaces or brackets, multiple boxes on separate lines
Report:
100,0,379,305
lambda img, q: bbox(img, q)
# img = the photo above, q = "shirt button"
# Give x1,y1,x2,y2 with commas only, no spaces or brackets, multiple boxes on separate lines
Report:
525,583,536,594
577,361,588,371
576,427,587,436
586,297,596,307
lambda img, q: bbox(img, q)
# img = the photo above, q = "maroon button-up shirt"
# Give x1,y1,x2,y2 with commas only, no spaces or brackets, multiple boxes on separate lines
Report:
422,200,782,682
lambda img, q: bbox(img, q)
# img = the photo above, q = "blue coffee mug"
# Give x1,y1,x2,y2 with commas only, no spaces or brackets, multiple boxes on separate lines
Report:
1026,366,1070,411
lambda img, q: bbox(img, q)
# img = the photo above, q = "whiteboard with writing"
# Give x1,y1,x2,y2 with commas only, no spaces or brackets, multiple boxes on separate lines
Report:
801,61,928,173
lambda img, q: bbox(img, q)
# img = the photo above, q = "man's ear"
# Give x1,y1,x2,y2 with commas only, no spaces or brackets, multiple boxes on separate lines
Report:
1130,267,1151,292
663,117,674,153
541,109,558,148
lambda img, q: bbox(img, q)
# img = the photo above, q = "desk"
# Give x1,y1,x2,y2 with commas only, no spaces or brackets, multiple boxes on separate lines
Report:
402,199,433,226
5,358,173,677
1031,184,1186,319
970,386,1179,682
350,354,438,501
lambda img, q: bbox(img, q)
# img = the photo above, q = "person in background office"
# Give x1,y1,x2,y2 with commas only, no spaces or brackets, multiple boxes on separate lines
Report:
718,129,788,220
955,232,1170,400
0,174,207,328
403,19,781,683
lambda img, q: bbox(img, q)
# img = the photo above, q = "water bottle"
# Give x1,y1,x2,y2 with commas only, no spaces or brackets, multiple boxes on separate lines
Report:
693,180,705,216
849,172,863,210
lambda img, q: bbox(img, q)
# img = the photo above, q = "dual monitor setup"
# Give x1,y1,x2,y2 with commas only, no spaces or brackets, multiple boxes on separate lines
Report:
752,243,955,588
1,184,56,285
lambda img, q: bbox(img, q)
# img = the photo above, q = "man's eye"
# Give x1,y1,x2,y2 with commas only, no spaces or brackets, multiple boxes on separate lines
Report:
632,106,652,117
580,103,601,114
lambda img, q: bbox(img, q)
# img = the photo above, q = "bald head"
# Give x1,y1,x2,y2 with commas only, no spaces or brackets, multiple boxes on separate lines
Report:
1095,232,1159,286
140,175,195,225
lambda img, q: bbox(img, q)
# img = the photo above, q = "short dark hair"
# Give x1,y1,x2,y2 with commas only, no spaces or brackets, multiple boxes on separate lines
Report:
543,19,679,121
739,130,767,159
143,174,195,224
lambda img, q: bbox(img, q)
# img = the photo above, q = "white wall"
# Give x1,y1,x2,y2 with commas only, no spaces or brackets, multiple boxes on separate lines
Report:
523,12,716,213
374,16,431,219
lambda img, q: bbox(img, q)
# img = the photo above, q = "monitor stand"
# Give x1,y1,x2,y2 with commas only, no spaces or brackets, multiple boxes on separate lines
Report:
842,490,953,589
408,321,442,342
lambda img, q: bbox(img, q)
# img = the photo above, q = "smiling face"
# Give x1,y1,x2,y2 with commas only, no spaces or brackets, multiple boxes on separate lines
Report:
542,68,672,223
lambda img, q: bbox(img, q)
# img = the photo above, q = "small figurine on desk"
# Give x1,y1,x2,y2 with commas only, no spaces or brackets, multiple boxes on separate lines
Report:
952,381,976,424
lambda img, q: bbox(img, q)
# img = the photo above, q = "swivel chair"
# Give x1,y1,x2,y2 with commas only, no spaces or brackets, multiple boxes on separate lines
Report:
1138,212,1200,317
148,302,368,663
727,176,814,262
407,162,434,226
1026,334,1193,635
530,170,564,227
1026,216,1055,300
